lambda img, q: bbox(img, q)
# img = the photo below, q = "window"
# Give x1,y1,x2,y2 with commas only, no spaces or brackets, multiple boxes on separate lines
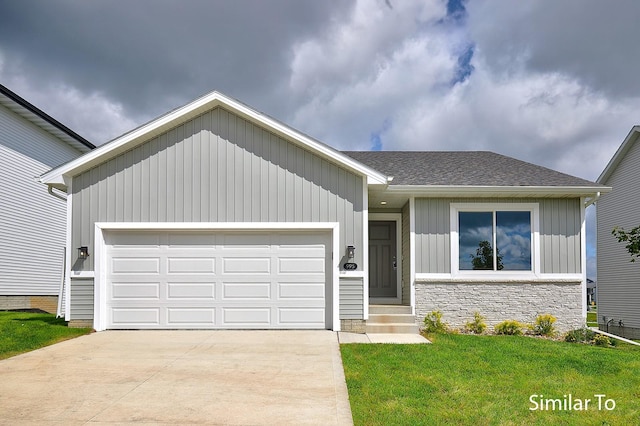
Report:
452,204,538,274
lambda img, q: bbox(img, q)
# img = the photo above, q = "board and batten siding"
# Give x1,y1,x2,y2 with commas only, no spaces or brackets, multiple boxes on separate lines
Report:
597,136,640,335
415,198,582,274
0,104,83,296
70,107,365,319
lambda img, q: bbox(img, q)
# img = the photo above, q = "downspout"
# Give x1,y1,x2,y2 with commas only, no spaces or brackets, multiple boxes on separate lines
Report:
47,185,67,201
584,191,601,208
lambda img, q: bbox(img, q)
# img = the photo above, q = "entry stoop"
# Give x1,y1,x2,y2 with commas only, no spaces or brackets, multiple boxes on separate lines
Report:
367,305,419,334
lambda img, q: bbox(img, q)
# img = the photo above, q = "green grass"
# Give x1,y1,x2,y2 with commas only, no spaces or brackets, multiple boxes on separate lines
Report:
587,311,598,327
341,333,640,425
0,311,92,359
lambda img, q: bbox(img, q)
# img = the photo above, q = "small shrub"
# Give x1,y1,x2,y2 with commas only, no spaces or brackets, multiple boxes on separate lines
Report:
423,310,448,334
464,312,487,334
564,328,595,343
593,333,612,347
494,320,525,336
531,313,557,337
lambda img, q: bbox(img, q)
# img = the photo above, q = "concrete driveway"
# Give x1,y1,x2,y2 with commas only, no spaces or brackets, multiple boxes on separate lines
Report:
0,330,353,425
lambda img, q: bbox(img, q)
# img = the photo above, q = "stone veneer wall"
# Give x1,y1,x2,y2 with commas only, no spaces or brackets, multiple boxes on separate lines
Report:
340,319,366,333
415,282,584,333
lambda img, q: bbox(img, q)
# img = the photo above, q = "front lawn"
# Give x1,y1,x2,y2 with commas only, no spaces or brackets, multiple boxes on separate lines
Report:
0,311,92,359
587,311,598,327
341,333,640,425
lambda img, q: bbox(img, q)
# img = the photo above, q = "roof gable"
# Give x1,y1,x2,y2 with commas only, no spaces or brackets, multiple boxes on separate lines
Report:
598,126,640,185
40,91,388,188
0,84,94,153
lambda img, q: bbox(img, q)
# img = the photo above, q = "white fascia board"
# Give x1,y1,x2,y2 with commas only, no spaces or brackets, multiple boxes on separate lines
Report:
384,185,610,197
597,125,640,184
40,91,388,186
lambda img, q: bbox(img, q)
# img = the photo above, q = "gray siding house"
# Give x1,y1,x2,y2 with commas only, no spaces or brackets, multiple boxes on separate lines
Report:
40,91,605,332
597,126,640,339
0,84,94,313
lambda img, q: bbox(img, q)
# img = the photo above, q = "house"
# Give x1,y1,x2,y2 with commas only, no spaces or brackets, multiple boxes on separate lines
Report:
596,126,640,339
0,84,95,314
39,91,606,332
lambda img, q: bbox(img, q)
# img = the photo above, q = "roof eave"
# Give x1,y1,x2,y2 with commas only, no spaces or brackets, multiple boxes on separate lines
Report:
384,185,611,198
40,91,388,185
597,125,640,184
0,84,95,152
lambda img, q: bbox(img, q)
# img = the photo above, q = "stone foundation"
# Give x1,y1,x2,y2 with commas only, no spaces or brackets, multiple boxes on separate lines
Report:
0,295,58,314
415,281,584,333
69,319,93,329
340,319,366,333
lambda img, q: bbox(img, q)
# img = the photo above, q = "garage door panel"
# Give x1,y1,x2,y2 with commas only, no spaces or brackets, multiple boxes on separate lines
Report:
278,283,325,299
222,307,271,325
105,230,330,329
111,282,161,299
112,257,160,274
167,257,215,273
167,283,215,299
278,308,325,325
167,308,215,325
222,282,271,299
111,308,160,325
278,257,325,274
222,257,270,274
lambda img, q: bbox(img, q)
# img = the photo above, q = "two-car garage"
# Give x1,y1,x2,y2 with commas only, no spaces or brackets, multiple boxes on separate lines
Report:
94,227,335,330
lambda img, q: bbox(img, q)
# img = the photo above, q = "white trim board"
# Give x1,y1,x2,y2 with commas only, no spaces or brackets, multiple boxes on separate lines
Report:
93,222,341,332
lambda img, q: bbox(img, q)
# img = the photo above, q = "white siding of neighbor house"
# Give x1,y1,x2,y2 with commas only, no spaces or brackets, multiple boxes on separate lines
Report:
69,107,365,321
0,104,83,296
598,135,640,338
414,198,582,275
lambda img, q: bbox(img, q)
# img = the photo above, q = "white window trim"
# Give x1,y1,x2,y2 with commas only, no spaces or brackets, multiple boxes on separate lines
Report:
450,203,541,280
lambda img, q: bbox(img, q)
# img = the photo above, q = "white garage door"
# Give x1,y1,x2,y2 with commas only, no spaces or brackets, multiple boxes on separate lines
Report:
104,230,330,329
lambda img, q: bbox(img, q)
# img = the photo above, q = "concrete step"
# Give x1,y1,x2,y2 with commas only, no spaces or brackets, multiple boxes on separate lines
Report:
369,305,412,315
366,323,420,334
368,313,416,324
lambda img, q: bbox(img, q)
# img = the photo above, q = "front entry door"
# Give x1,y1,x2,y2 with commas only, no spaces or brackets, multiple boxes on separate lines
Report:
369,221,397,298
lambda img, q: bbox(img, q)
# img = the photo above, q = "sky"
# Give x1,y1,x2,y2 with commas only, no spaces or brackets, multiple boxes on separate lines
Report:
2,0,639,278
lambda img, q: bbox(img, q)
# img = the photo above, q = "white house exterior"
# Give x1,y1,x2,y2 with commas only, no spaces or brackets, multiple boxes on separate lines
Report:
40,91,605,332
0,84,94,313
597,126,640,339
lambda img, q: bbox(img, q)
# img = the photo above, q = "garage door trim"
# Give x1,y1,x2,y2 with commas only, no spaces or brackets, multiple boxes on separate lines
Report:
93,222,340,332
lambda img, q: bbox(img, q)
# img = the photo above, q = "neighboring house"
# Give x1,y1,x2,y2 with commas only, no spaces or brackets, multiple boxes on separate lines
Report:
0,84,95,313
39,91,606,332
586,278,596,306
597,126,640,339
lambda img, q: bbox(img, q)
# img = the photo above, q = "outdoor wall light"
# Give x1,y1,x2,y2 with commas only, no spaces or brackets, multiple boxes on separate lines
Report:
347,245,356,259
78,246,89,260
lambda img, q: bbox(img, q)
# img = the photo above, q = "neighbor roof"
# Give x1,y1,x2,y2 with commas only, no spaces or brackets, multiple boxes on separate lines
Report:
0,84,95,153
597,125,640,184
344,151,604,189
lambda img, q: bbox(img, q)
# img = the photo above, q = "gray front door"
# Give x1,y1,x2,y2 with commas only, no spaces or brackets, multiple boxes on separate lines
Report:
369,221,397,298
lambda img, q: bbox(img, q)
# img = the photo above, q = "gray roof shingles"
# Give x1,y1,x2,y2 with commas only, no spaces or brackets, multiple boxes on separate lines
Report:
342,151,601,187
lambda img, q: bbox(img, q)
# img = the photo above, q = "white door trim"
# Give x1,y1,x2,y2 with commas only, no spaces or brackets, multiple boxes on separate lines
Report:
93,222,340,332
368,213,402,304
